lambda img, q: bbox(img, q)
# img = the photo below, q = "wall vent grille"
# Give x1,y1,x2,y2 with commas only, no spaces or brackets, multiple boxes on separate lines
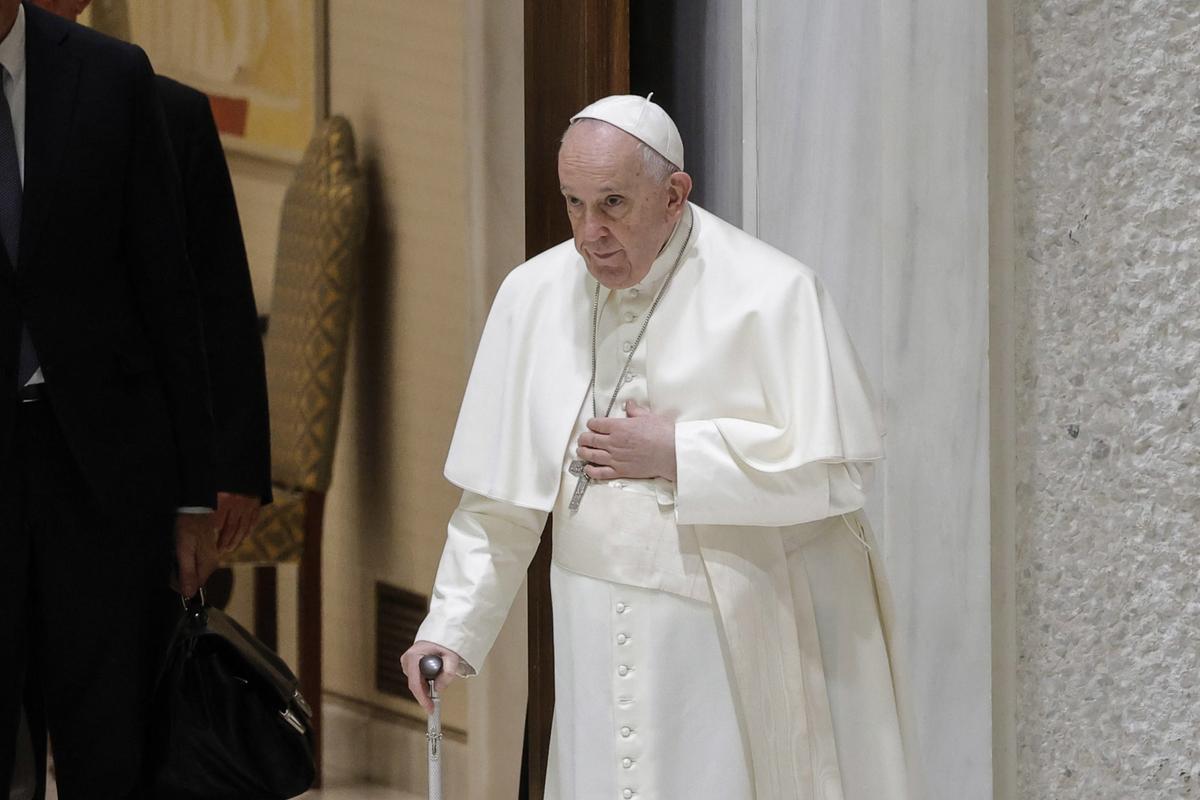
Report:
376,582,428,703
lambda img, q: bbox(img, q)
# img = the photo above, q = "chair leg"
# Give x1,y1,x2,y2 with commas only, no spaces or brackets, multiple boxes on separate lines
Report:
253,566,279,652
299,491,326,787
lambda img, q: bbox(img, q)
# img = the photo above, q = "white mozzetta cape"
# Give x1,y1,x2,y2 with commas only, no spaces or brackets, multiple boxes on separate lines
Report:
446,204,883,509
443,204,918,799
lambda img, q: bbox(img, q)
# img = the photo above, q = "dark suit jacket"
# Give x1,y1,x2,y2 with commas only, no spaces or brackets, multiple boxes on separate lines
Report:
156,76,272,505
0,4,215,514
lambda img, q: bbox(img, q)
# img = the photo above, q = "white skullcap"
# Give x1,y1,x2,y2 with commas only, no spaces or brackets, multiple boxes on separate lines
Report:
571,93,684,171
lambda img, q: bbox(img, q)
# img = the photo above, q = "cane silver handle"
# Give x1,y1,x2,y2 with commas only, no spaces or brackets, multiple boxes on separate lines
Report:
419,655,444,800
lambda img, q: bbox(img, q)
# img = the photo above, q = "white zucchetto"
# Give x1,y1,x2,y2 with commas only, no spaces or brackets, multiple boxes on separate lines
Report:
571,94,685,171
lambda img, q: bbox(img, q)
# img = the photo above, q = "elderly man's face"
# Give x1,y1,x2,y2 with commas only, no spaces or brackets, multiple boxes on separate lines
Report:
558,121,690,290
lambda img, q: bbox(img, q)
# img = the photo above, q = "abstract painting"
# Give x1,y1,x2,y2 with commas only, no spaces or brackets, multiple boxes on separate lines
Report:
87,0,327,162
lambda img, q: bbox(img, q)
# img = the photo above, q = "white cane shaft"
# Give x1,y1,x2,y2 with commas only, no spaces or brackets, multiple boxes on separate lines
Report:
427,682,443,800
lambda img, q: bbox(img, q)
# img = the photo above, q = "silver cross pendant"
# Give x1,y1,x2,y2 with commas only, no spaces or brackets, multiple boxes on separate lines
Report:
568,460,591,511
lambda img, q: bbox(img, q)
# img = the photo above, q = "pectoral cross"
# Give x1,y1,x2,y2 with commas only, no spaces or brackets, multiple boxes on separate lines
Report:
568,459,591,511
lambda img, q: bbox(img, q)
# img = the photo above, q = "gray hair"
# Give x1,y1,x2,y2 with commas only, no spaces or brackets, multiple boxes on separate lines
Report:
560,119,680,185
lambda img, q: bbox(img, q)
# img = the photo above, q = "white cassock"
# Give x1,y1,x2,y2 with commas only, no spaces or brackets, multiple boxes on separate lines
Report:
417,204,923,800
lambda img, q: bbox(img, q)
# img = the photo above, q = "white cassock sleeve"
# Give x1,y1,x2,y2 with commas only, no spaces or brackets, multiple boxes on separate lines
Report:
674,419,874,527
414,491,548,675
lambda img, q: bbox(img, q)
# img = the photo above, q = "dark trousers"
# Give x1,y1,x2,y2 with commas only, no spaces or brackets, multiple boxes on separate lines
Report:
0,399,175,799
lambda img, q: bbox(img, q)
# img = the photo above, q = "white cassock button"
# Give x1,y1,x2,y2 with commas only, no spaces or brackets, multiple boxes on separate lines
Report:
629,288,640,298
611,480,625,489
622,341,633,353
620,726,632,738
617,633,628,644
616,602,627,613
624,312,636,323
623,373,634,383
623,790,633,799
622,758,633,768
618,665,629,676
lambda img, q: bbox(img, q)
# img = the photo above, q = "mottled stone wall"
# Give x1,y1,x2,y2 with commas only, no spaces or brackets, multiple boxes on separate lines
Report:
1013,1,1200,797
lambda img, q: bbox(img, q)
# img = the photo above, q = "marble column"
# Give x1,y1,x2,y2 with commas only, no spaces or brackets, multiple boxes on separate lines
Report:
745,1,993,796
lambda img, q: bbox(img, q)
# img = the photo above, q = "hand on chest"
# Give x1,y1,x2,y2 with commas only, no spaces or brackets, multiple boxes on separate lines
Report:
574,287,680,487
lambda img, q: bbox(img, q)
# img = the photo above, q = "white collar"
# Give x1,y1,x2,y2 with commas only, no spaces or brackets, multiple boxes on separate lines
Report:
0,5,26,85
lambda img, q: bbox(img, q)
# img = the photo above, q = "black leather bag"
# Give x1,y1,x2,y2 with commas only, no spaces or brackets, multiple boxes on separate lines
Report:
148,596,316,800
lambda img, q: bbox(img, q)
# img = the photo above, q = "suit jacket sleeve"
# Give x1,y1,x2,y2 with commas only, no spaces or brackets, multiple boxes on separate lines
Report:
125,50,215,509
171,83,272,504
415,491,548,674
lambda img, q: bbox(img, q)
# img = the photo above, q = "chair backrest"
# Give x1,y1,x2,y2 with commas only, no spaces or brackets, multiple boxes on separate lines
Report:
265,115,367,493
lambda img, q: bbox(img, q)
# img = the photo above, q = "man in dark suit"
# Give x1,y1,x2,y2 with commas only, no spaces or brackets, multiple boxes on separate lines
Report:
0,2,223,796
33,0,274,551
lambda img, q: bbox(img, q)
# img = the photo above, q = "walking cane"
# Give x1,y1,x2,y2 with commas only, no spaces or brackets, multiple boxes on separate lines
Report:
419,655,445,800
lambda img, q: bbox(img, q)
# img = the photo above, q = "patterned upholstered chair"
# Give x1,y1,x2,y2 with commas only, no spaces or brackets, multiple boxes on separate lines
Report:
224,115,367,781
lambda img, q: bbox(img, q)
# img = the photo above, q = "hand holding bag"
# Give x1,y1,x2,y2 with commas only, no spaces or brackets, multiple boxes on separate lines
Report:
149,593,316,800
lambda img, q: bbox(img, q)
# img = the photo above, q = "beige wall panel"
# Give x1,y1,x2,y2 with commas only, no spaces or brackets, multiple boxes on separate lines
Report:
320,0,470,730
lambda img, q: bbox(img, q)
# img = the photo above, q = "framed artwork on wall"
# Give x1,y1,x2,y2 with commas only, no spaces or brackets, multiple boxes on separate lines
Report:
85,0,329,163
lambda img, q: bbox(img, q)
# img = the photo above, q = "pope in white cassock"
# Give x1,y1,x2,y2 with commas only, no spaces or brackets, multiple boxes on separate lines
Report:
401,95,922,800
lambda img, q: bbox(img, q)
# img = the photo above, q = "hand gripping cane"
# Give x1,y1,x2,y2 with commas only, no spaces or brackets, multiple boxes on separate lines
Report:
419,655,445,800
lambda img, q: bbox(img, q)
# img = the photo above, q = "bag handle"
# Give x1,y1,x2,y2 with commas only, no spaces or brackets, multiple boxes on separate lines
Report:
180,588,207,613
